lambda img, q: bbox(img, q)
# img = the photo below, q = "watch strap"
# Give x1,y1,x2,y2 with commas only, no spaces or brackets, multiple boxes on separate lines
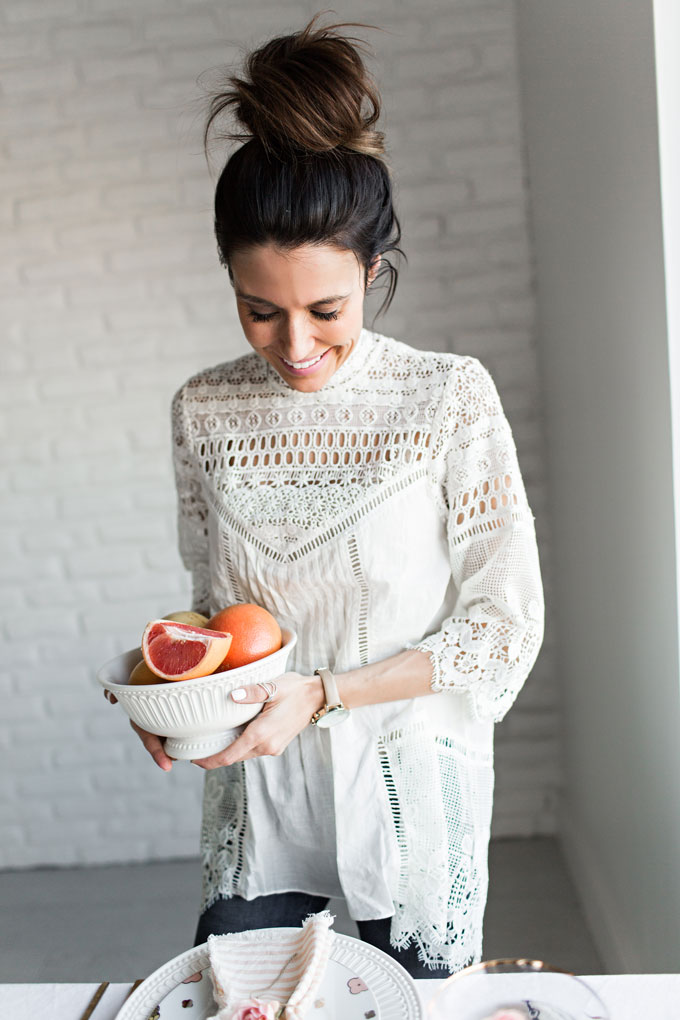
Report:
311,667,346,725
315,667,341,708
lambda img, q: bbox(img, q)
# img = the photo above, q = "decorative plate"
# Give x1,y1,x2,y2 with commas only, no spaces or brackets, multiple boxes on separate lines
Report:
114,931,422,1020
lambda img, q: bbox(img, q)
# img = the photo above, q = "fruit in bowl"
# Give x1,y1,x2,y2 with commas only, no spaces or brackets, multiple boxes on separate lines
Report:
125,604,283,687
163,610,210,627
98,604,294,760
208,603,282,670
128,659,168,686
141,620,233,681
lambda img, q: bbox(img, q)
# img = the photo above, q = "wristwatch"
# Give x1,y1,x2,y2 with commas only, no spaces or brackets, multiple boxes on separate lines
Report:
311,667,350,728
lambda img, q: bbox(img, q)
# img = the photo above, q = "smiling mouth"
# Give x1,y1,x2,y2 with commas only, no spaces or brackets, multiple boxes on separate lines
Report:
280,351,327,370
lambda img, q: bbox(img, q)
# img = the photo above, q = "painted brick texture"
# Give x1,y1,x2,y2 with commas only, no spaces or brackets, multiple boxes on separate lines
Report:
1,0,560,868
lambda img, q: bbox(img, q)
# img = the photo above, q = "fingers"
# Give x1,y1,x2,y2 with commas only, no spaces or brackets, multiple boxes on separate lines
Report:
193,674,310,769
192,730,253,769
230,682,275,705
130,720,174,771
192,719,282,770
103,689,118,705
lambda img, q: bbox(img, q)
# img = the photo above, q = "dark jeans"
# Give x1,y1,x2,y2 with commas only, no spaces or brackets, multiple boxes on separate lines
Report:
194,891,451,979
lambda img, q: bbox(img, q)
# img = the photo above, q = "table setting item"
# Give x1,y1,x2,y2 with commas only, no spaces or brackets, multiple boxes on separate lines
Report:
426,959,609,1020
5,974,680,1020
77,982,109,1020
96,629,297,760
73,980,143,1020
111,926,421,1020
205,910,334,1018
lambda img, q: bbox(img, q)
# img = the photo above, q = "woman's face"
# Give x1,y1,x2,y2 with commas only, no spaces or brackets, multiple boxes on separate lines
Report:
230,242,375,393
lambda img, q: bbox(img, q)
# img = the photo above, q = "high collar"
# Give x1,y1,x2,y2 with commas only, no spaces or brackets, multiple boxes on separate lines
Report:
263,328,374,398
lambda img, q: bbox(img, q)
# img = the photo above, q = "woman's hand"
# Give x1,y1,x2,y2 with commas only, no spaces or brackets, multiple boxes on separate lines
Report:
191,671,324,770
104,688,175,771
129,720,175,771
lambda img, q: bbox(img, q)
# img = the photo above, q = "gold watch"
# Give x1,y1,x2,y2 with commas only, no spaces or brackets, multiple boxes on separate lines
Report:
311,667,350,728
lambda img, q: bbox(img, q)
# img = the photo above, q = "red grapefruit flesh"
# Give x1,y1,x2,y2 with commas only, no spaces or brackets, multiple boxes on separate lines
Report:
141,620,233,682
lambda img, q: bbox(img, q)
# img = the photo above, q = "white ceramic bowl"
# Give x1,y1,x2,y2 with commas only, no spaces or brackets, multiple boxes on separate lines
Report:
97,629,297,760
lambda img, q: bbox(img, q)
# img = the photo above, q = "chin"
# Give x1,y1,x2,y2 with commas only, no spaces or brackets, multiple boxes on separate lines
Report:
281,372,330,393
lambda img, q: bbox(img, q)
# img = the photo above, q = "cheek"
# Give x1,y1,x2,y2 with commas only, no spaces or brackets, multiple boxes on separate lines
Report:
236,307,250,335
330,310,360,342
238,316,270,352
342,301,364,331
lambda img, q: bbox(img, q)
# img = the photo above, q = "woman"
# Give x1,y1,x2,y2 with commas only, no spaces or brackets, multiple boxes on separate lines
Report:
130,19,544,976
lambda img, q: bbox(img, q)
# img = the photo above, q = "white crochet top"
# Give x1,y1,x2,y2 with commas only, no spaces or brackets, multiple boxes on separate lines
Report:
171,327,544,971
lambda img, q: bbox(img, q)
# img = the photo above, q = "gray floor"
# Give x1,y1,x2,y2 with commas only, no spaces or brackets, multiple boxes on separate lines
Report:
0,837,603,982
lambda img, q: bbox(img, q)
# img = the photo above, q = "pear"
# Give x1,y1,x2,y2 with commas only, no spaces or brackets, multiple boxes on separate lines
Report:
128,659,168,686
162,610,210,627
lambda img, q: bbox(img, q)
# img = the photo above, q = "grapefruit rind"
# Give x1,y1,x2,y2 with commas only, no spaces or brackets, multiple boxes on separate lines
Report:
141,619,233,682
207,603,283,670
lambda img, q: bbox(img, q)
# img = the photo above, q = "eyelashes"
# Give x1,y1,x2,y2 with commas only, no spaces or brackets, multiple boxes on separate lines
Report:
247,310,276,322
247,309,339,323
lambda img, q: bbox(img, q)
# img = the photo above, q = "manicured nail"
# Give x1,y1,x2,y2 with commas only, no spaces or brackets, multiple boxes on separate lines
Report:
231,688,247,701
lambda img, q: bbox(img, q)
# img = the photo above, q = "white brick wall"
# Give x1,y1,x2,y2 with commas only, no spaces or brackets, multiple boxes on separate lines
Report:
0,0,559,868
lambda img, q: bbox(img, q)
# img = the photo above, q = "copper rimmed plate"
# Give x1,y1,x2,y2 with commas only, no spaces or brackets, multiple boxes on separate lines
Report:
114,929,421,1020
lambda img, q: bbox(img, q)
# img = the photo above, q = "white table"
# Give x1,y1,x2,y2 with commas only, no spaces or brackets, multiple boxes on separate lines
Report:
1,975,679,1018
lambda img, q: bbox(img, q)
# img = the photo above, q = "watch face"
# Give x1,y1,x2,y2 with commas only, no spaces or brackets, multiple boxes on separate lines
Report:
316,706,350,728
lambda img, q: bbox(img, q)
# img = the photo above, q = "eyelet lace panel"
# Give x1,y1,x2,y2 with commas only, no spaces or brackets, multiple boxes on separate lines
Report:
405,358,544,723
200,763,248,912
205,465,431,563
379,722,493,971
347,534,370,666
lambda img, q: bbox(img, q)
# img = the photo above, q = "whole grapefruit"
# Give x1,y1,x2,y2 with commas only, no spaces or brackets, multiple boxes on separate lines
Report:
207,603,282,669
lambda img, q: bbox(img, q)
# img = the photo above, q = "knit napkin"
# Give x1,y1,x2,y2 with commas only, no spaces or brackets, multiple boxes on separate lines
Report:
206,911,335,1020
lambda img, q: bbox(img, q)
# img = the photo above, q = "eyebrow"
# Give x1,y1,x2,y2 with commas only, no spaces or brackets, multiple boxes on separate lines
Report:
235,291,350,308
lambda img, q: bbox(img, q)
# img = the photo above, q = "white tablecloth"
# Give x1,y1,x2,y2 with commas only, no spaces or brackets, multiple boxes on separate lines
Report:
1,974,679,1018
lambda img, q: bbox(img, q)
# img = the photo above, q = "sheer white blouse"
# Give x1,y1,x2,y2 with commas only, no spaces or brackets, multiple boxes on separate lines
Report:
171,327,544,971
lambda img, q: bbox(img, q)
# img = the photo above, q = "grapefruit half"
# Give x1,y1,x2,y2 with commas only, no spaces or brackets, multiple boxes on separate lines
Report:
141,619,233,682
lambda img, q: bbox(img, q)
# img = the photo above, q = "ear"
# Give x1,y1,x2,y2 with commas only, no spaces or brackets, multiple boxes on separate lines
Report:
366,255,382,288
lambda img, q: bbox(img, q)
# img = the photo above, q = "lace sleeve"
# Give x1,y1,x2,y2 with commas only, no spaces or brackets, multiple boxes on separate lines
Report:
171,387,211,616
410,357,544,722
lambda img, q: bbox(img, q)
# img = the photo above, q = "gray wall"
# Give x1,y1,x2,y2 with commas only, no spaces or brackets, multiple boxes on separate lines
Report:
516,0,680,971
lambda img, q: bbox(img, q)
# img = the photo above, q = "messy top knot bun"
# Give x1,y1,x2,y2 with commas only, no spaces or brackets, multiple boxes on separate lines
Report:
205,17,402,316
205,18,385,158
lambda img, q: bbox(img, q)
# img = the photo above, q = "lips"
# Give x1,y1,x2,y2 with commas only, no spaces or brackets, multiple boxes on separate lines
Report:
281,352,324,369
278,348,330,374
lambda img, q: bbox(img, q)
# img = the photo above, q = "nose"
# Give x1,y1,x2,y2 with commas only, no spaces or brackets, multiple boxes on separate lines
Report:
278,313,315,361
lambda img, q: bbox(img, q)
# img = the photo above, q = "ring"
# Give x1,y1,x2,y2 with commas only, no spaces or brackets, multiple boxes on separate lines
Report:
258,680,278,701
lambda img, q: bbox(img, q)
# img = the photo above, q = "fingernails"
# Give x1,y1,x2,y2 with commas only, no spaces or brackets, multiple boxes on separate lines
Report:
231,688,246,701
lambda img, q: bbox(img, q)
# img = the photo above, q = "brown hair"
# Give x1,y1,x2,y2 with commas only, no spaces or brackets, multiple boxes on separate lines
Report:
205,16,385,158
204,15,403,315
